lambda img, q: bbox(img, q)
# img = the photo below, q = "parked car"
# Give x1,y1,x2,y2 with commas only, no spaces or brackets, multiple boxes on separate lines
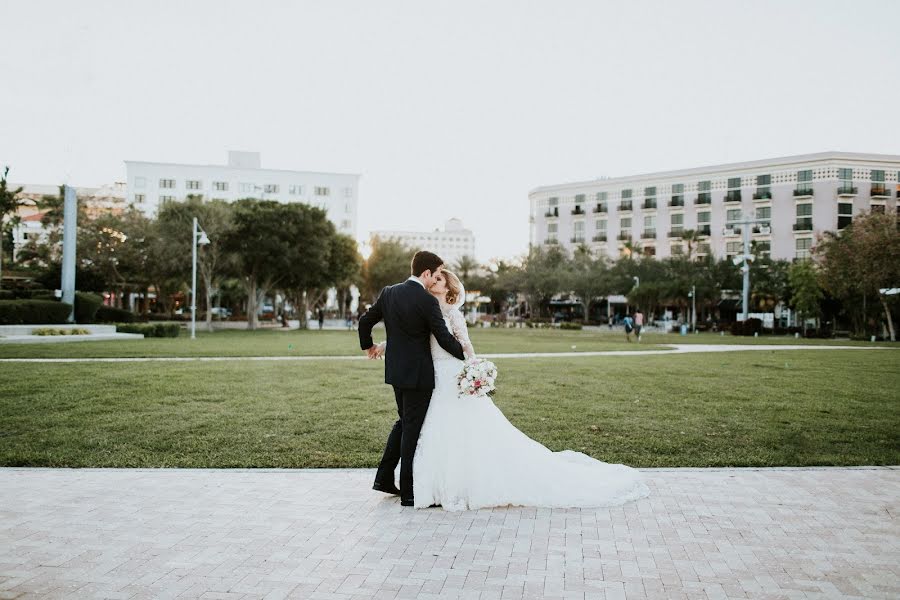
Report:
209,307,232,318
259,304,275,320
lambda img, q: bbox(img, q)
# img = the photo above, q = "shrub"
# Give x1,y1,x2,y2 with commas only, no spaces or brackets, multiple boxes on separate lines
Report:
116,323,181,338
730,318,763,336
74,292,103,324
96,305,136,323
32,328,91,336
0,300,73,324
560,321,583,330
0,290,14,300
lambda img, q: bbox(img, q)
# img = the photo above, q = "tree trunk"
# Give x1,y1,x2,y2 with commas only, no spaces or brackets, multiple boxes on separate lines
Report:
879,294,896,342
204,275,213,332
247,278,258,330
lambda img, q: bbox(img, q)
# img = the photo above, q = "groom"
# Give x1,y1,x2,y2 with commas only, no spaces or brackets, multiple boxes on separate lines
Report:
358,250,466,506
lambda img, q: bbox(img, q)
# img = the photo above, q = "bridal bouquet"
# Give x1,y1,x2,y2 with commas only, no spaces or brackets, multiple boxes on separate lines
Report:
457,357,498,398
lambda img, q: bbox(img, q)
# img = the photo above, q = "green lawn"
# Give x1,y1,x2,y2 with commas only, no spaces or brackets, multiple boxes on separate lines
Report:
2,350,897,468
0,327,893,359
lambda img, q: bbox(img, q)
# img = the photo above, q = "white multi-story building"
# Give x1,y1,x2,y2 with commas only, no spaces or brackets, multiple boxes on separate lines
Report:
371,218,476,266
530,152,900,262
125,151,360,238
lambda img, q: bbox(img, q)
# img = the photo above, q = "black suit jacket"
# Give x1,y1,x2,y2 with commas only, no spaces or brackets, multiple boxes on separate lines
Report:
359,279,465,389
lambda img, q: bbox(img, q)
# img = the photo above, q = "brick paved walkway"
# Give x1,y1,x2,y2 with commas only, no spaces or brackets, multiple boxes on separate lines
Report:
1,467,898,599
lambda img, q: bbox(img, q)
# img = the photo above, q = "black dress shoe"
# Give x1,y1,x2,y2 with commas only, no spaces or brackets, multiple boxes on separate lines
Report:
400,498,414,507
372,482,401,495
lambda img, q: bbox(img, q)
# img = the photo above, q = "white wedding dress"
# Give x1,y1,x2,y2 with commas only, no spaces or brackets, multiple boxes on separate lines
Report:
412,304,650,511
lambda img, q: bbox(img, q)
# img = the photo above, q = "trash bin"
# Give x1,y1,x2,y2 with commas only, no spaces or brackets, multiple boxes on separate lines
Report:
680,324,688,336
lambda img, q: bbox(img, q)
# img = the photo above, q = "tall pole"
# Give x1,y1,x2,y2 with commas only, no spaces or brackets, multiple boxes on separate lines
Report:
191,217,198,339
60,185,77,323
741,219,751,322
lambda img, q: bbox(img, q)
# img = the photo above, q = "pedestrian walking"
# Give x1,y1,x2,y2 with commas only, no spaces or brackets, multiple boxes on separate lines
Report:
634,309,644,342
623,314,634,342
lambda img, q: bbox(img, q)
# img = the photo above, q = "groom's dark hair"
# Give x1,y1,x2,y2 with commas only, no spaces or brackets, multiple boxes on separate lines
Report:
411,250,443,277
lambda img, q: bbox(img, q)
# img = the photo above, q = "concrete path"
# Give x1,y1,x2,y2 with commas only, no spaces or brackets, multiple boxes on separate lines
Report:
1,467,898,599
0,344,893,363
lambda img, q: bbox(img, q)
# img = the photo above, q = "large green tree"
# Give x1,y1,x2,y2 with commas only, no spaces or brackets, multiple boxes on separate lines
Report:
817,211,900,340
0,167,26,288
788,259,823,334
362,237,411,302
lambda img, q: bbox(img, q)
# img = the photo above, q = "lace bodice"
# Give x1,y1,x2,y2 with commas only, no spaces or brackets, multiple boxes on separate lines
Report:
430,307,474,361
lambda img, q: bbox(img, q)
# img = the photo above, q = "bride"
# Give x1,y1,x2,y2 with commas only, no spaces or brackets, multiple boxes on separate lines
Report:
382,269,650,511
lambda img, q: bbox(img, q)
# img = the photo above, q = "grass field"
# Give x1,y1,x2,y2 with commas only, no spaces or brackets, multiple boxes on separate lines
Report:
0,327,894,359
2,348,897,468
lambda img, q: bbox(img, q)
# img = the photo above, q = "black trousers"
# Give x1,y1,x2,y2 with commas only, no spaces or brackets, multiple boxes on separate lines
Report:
373,386,432,501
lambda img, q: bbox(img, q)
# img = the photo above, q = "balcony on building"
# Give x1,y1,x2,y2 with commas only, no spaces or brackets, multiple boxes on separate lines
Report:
544,207,559,218
570,236,585,243
593,203,607,213
837,185,858,197
592,234,607,242
753,189,772,200
695,193,711,205
723,226,742,236
617,232,632,241
619,200,633,212
871,185,889,198
669,195,684,207
752,224,772,235
571,205,585,215
668,229,684,238
641,229,656,239
642,198,657,210
793,219,813,231
724,190,742,203
697,224,711,236
544,237,559,245
793,187,814,198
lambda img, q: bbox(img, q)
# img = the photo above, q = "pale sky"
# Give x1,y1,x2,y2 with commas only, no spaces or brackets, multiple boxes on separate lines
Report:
2,0,898,261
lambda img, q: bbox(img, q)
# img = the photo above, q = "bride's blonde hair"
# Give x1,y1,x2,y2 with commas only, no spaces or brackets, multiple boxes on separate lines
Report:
442,269,462,306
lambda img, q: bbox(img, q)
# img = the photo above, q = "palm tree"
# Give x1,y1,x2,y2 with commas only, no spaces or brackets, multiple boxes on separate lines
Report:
453,254,480,280
621,240,643,259
680,229,699,261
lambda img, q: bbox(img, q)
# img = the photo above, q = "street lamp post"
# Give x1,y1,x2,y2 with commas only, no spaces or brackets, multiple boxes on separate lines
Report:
688,285,696,332
191,217,210,340
728,213,767,322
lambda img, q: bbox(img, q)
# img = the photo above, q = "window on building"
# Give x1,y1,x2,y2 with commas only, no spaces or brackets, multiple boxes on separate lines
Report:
547,223,557,234
697,243,711,255
670,243,683,255
644,246,656,257
340,219,352,229
213,181,228,191
135,177,146,189
263,184,279,193
871,204,886,214
621,189,632,199
344,187,353,198
596,191,607,202
315,186,330,196
288,185,301,195
725,178,742,202
670,213,684,234
795,237,812,260
755,174,771,199
872,169,885,182
726,209,741,225
697,180,711,203
755,206,771,231
871,170,887,196
239,182,254,193
596,219,607,231
795,203,813,231
159,179,175,189
549,196,558,206
754,241,771,258
837,203,853,229
186,180,202,190
796,170,813,195
726,242,742,256
573,220,585,242
697,211,711,235
697,211,711,223
620,217,632,229
671,183,685,205
160,195,175,203
134,194,145,204
644,186,656,198
727,177,741,189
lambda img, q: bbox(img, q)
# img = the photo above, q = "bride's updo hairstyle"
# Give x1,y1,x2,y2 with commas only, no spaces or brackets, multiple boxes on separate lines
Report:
442,270,463,306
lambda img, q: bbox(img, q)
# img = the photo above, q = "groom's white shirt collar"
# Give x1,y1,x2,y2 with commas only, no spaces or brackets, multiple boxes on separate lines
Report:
407,276,426,288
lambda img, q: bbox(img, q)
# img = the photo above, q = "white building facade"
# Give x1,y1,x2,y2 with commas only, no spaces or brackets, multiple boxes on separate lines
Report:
529,152,900,262
125,151,360,238
372,218,476,266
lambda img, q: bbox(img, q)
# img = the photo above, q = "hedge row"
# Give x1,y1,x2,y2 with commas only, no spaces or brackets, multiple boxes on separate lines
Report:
115,323,181,338
96,305,137,323
0,300,73,324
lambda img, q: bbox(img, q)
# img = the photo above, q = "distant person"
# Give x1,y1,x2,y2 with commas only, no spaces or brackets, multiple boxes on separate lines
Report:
633,310,644,342
623,314,634,342
317,307,325,330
